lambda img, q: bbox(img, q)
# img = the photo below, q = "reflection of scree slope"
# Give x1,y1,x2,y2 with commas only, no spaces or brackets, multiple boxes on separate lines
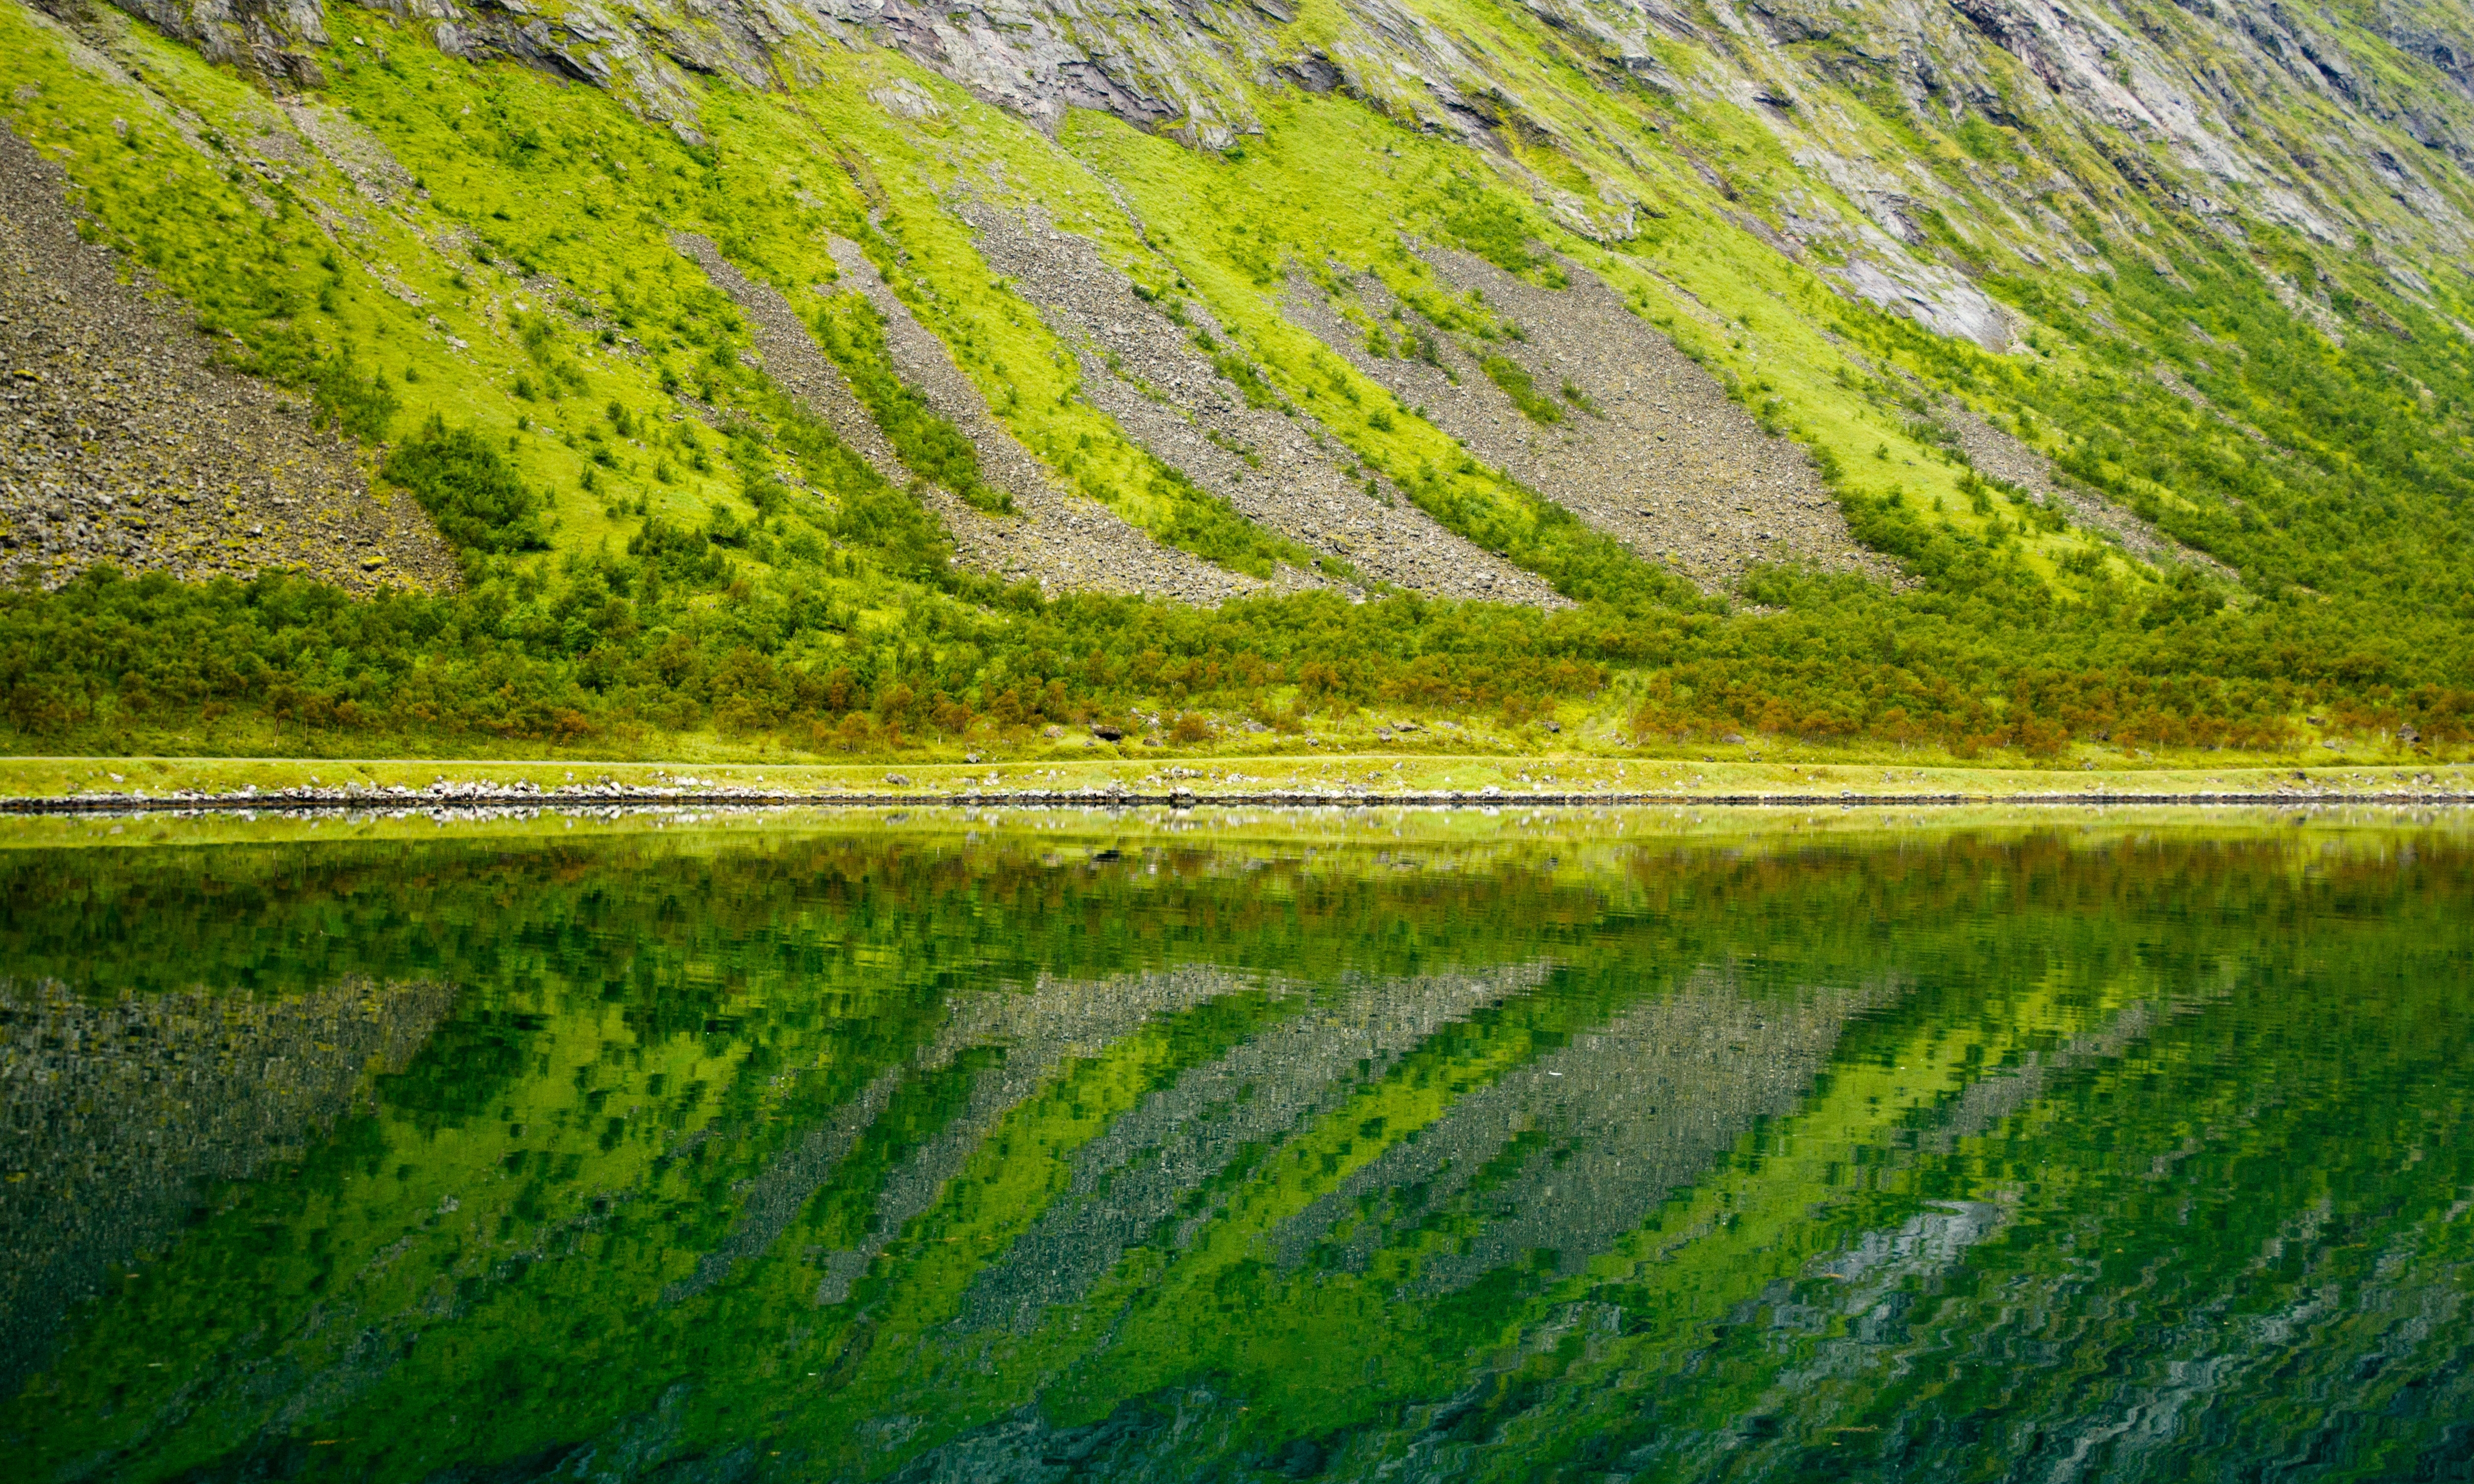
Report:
0,976,457,1392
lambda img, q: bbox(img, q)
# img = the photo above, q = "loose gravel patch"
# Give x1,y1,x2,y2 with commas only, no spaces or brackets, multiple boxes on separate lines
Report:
0,123,458,594
1289,247,1896,592
962,203,1562,607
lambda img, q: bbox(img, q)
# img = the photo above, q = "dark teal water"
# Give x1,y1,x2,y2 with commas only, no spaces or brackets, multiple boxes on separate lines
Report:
3,813,2472,1482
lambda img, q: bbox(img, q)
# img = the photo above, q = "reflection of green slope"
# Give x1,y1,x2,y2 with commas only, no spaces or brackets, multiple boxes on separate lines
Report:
769,965,1574,1469
0,834,1649,1005
4,826,2471,1482
739,982,1304,1460
829,962,1908,1471
1379,966,2474,1481
1026,979,2081,1459
5,971,937,1479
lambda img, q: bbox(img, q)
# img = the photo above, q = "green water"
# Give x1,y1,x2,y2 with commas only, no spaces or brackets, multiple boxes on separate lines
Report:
3,811,2472,1482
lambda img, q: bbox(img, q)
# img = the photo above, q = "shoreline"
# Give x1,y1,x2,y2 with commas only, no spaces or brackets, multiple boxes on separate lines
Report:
3,753,2469,816
4,766,2472,816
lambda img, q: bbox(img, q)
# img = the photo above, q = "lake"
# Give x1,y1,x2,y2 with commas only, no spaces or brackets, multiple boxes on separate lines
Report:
3,807,2471,1482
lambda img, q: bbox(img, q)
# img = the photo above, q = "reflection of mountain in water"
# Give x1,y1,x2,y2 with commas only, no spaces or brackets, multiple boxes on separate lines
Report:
0,978,457,1390
10,827,2471,1484
881,968,1894,1483
1277,970,1900,1294
959,963,1553,1331
679,964,1282,1306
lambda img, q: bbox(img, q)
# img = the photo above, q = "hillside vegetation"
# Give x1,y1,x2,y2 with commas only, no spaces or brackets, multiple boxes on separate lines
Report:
1,0,2472,765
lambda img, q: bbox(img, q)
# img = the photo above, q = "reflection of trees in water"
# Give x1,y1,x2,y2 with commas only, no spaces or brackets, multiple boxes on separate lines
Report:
5,829,2472,1483
0,977,457,1392
678,964,1280,1307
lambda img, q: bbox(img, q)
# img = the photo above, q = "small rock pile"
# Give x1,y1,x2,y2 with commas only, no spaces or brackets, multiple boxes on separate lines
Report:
0,126,458,594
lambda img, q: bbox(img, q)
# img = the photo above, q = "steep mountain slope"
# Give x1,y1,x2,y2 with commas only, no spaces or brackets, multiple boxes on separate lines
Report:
0,0,2471,760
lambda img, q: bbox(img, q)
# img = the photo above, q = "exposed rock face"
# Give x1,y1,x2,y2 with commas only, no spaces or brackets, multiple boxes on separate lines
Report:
88,0,2474,341
963,204,1563,605
1290,250,1894,590
0,976,458,1392
0,125,461,593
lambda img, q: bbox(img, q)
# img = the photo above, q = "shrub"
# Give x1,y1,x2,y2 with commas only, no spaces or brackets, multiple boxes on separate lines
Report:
309,351,400,442
381,416,549,553
1480,355,1563,425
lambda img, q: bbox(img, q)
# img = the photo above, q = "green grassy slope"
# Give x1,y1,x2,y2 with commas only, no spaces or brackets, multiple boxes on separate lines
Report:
1,0,2471,767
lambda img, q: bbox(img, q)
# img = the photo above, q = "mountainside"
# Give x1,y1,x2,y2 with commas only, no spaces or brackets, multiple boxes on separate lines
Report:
1,0,2472,761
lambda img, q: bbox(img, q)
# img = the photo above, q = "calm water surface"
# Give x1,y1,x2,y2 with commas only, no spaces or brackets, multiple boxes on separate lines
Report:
3,810,2471,1482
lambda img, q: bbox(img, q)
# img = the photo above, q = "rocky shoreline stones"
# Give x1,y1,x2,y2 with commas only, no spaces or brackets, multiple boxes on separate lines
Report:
5,775,2466,816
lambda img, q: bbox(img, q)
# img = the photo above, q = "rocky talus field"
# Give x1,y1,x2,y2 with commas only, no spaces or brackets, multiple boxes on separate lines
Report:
0,126,457,592
963,204,1565,603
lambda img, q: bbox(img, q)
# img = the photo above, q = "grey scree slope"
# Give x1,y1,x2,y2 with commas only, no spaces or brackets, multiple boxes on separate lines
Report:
961,202,1564,607
0,125,459,594
1289,246,1898,592
674,232,916,491
690,230,1278,603
824,235,1282,604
